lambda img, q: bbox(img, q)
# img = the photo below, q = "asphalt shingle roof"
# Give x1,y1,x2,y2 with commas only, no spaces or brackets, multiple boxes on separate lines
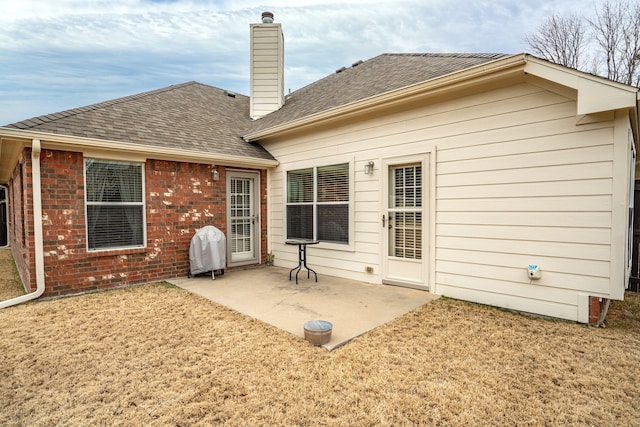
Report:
250,53,508,133
6,82,274,160
4,53,508,159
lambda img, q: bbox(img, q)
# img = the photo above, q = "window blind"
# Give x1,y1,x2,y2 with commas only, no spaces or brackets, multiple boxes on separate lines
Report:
286,163,349,244
85,159,144,250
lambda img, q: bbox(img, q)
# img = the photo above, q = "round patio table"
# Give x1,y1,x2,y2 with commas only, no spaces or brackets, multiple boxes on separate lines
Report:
285,239,319,284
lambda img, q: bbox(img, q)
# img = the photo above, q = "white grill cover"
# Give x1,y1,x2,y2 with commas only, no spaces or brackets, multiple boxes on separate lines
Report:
189,226,226,276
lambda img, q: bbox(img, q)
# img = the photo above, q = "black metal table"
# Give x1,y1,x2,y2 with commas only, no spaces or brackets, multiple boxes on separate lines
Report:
285,239,319,284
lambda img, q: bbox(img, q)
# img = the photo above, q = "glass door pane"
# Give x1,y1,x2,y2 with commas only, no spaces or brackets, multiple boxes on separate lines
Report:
389,165,422,259
230,177,255,262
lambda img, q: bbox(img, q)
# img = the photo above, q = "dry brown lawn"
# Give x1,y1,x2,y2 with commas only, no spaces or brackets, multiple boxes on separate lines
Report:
0,248,24,301
1,248,639,426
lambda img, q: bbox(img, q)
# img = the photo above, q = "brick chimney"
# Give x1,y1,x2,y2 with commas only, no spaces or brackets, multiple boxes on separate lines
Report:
250,11,284,119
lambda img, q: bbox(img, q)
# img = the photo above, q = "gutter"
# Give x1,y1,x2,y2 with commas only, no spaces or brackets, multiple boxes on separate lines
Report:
0,139,46,308
0,127,280,169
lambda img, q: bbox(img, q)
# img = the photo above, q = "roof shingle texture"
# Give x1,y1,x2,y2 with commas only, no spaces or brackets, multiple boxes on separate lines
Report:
250,53,508,132
5,53,507,158
6,82,274,160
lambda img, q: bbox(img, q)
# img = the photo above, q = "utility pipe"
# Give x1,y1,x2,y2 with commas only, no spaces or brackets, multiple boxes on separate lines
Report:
0,139,45,308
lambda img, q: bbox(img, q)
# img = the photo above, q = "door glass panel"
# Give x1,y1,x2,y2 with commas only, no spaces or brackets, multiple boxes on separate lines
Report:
389,165,422,259
230,177,255,260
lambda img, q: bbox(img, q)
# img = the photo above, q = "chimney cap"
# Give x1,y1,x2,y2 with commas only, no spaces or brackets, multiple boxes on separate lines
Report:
261,11,274,23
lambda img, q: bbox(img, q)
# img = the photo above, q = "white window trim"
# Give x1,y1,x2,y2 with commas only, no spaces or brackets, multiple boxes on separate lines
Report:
283,156,355,251
84,158,147,252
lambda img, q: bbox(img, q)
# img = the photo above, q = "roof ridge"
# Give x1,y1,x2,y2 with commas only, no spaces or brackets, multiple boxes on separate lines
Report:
7,81,200,128
283,52,507,98
381,52,506,58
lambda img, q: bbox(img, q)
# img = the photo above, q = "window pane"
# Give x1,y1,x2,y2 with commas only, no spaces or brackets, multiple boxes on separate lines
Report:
317,163,349,202
393,165,421,208
392,212,422,259
231,220,252,252
87,206,144,250
85,159,144,250
286,163,351,244
286,205,313,239
86,159,143,203
287,168,313,203
317,204,348,243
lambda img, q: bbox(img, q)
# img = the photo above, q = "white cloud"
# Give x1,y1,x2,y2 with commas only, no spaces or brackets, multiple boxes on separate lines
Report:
0,0,615,124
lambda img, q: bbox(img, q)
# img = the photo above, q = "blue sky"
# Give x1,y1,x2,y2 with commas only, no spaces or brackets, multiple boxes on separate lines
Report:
0,0,609,125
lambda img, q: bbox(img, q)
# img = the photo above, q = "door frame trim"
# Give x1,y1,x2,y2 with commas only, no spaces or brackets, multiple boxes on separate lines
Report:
226,169,261,267
380,150,436,291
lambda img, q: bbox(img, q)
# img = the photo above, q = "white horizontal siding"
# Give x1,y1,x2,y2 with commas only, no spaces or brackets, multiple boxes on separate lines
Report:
433,83,615,319
438,224,611,244
437,236,610,261
436,281,579,321
438,178,613,199
437,272,584,306
438,162,613,186
437,211,611,227
250,24,283,119
263,80,622,320
264,85,570,161
437,260,609,292
438,195,611,212
437,248,610,277
438,145,613,175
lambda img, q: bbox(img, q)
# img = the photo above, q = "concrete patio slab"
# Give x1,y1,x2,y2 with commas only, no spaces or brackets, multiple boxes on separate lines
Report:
168,266,438,351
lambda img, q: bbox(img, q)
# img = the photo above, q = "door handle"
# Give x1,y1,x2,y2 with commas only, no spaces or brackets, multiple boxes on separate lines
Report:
382,214,386,228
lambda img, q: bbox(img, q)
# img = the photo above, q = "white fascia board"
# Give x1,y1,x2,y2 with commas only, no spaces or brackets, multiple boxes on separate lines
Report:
0,127,279,168
244,53,528,141
524,56,638,115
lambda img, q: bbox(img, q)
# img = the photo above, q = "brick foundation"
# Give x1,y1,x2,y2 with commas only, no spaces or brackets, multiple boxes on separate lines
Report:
589,296,609,325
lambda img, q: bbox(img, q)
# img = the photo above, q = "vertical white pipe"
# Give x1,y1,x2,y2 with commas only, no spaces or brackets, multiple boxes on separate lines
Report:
0,139,45,308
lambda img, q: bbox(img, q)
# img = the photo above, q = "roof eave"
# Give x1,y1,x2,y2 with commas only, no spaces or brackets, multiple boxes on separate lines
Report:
244,53,528,141
245,53,640,142
0,127,278,181
523,55,639,115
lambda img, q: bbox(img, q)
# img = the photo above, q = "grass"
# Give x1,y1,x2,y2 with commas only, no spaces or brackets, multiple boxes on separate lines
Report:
0,248,639,425
0,248,24,300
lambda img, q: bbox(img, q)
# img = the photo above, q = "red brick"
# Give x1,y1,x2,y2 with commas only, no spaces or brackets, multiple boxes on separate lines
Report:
8,149,267,297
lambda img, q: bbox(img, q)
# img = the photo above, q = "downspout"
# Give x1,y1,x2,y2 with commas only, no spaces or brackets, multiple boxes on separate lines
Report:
0,139,45,308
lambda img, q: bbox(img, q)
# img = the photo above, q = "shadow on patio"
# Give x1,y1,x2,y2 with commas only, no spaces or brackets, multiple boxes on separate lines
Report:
168,266,438,350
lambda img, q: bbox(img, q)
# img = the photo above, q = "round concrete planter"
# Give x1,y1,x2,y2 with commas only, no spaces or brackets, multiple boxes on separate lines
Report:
303,320,333,345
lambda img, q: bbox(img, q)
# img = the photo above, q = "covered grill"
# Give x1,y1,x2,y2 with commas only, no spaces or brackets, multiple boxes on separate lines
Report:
189,226,226,279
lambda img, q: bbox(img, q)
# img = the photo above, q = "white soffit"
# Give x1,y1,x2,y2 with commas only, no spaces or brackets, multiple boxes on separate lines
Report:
524,56,638,116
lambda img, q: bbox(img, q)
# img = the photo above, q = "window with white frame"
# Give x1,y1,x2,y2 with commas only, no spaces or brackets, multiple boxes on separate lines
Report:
286,163,349,244
85,159,145,250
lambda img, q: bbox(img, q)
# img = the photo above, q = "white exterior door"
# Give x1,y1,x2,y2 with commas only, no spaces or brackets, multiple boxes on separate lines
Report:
227,171,259,266
382,157,428,288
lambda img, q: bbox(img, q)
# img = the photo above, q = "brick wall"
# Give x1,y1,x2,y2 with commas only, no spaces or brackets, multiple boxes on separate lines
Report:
9,150,33,292
12,148,267,298
589,296,607,325
40,150,87,296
